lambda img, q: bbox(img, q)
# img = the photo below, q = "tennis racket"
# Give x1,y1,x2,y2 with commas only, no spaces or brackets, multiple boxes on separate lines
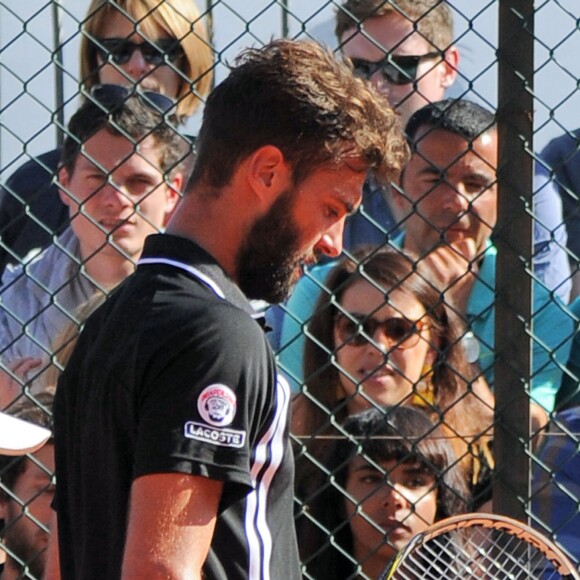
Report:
381,513,579,580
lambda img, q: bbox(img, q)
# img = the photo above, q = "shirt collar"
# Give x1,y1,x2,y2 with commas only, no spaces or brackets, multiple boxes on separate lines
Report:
466,242,496,319
138,233,256,317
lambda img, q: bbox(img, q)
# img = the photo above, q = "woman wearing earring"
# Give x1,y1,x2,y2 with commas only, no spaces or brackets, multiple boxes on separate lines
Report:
0,0,213,274
292,247,495,506
297,406,469,580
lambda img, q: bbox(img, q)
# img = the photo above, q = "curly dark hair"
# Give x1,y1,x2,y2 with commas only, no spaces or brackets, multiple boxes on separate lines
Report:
188,39,408,193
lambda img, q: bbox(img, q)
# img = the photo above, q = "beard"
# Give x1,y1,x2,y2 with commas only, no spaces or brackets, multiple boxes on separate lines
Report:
236,188,310,304
3,520,48,579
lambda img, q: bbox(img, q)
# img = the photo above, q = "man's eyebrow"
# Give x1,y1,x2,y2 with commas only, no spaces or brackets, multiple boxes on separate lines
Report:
77,157,106,172
468,170,496,183
128,170,159,181
415,165,444,178
333,193,359,217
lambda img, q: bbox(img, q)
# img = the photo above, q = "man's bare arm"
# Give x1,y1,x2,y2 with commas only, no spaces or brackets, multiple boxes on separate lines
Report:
121,473,223,580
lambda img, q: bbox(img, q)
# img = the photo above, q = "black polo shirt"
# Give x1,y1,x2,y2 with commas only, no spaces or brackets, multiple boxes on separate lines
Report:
53,234,300,580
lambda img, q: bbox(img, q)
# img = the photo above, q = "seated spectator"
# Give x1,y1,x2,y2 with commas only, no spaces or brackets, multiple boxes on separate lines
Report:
0,392,54,580
0,92,187,408
0,0,212,274
292,247,494,507
334,0,570,301
280,99,573,415
296,406,469,579
332,0,460,251
532,406,580,566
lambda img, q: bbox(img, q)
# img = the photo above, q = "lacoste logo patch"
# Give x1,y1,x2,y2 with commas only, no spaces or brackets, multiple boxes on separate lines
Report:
184,421,246,448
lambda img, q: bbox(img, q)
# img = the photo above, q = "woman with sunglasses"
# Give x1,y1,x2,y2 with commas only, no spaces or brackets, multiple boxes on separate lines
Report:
297,405,469,580
81,0,212,123
0,0,213,275
292,246,495,507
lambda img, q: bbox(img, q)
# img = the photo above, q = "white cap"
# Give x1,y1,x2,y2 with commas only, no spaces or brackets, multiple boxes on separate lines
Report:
0,411,51,456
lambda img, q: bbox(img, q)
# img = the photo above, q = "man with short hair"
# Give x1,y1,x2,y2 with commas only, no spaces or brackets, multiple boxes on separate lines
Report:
397,100,573,413
0,393,54,580
336,0,458,126
50,39,407,579
0,92,185,408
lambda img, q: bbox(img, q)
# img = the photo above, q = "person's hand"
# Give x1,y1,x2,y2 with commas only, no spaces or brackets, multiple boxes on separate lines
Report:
420,239,479,316
0,357,43,409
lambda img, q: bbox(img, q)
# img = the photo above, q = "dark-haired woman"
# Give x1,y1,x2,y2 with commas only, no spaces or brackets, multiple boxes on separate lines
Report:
297,406,469,579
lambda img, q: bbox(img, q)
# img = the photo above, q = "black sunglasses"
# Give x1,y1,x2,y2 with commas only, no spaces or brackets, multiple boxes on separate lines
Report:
95,37,185,67
350,51,442,86
334,312,429,349
89,84,176,116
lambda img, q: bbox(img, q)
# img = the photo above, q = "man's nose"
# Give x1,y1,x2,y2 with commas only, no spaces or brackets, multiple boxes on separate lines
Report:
440,183,471,213
98,181,131,207
314,220,344,259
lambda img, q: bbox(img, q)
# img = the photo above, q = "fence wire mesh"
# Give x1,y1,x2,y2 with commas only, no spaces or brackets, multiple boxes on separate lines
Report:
0,0,579,578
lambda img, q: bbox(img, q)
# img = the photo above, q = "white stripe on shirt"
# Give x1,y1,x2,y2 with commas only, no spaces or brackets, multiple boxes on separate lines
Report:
245,373,291,579
137,257,226,299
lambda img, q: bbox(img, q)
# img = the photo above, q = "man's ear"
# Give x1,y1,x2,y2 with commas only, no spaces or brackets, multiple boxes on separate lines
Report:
163,173,183,224
441,45,459,89
57,167,73,208
245,145,292,203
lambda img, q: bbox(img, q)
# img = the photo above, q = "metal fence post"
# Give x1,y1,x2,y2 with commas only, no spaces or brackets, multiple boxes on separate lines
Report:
494,0,535,522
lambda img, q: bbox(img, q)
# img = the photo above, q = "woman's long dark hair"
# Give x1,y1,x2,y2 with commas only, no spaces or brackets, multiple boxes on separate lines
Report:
297,406,469,580
298,247,480,439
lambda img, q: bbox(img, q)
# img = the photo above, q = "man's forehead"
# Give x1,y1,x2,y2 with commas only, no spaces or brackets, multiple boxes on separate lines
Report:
411,125,498,166
77,131,161,171
342,11,428,46
340,154,368,173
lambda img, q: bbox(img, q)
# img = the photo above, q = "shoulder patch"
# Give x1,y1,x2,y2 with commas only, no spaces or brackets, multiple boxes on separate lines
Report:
197,384,237,427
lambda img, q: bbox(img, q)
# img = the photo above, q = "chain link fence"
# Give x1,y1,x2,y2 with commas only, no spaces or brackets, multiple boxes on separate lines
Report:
0,0,579,577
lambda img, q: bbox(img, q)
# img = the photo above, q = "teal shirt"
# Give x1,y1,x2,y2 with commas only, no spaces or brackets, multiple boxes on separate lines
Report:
278,244,573,411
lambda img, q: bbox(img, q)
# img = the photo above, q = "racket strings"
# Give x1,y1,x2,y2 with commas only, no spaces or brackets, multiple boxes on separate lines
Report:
393,528,567,579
